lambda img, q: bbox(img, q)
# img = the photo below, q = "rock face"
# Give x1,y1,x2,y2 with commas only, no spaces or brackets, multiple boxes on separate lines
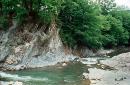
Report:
0,21,115,71
0,22,76,70
101,52,130,72
82,52,130,85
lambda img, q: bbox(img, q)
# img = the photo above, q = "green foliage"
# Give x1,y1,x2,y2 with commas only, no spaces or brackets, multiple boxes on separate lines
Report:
0,0,64,25
59,0,129,49
38,0,64,24
0,0,130,49
59,0,103,49
101,15,129,47
0,16,9,30
110,10,130,42
96,0,116,14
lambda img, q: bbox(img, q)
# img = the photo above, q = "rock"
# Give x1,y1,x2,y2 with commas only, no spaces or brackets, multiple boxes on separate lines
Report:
85,68,130,85
5,55,16,65
8,81,14,85
14,46,22,53
82,47,95,57
81,79,91,85
95,49,114,56
14,81,23,85
101,52,130,71
62,63,67,66
0,23,78,71
83,73,89,79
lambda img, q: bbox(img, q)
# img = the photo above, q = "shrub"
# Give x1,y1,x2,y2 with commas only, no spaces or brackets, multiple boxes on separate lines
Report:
0,16,9,30
59,0,103,49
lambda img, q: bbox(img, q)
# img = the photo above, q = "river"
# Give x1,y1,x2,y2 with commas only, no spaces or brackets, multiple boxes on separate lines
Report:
0,56,130,85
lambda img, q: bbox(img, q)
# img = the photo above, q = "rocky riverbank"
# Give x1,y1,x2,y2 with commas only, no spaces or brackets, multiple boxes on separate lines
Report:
0,22,78,71
0,21,116,71
0,52,130,85
82,52,130,85
101,52,130,72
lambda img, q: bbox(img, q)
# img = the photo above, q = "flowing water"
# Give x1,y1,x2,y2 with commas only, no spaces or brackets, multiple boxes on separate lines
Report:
1,62,89,85
1,57,130,85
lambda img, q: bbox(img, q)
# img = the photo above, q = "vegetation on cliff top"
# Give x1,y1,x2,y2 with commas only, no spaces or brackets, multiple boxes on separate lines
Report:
0,0,130,49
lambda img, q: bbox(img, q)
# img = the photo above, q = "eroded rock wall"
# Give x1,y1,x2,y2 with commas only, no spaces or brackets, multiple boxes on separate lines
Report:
0,22,76,70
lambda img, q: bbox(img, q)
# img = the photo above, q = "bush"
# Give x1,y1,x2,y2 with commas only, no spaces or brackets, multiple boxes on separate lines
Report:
0,16,9,30
101,15,129,47
0,0,64,25
59,0,103,49
0,0,130,49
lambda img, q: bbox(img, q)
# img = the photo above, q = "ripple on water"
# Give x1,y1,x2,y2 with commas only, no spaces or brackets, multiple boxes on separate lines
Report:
0,71,49,82
1,59,130,85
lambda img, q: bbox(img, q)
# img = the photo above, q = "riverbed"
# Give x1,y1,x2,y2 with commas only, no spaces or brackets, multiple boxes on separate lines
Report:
0,54,130,85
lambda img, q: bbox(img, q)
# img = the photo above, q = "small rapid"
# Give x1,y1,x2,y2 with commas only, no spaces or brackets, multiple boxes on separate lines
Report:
1,55,130,85
0,71,48,82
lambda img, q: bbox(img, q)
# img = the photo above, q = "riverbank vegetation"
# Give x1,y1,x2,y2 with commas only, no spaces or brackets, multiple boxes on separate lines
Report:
0,0,130,49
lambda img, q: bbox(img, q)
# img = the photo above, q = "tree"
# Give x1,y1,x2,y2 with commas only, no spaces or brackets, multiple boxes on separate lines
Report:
96,0,116,14
110,9,130,43
59,0,103,49
0,0,64,28
101,15,129,47
0,0,130,49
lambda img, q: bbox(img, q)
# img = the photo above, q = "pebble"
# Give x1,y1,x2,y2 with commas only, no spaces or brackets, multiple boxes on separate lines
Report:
62,63,67,66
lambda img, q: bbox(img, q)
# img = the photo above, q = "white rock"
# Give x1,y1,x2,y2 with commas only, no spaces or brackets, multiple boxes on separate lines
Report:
14,81,23,85
62,63,67,66
8,81,14,85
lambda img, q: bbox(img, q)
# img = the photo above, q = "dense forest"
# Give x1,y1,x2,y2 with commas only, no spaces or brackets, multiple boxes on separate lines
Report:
0,0,130,49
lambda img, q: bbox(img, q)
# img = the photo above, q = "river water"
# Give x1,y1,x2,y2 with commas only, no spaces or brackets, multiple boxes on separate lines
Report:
0,57,130,85
1,62,88,85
